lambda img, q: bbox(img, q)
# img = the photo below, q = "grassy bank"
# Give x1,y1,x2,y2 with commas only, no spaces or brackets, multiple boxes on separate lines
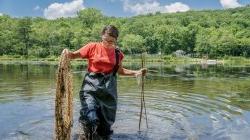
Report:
1,55,250,66
0,55,85,66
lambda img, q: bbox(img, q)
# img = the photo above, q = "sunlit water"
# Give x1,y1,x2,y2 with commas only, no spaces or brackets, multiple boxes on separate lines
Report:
0,62,250,140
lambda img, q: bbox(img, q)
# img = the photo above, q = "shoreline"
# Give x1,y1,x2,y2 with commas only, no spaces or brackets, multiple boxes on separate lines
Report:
1,55,250,66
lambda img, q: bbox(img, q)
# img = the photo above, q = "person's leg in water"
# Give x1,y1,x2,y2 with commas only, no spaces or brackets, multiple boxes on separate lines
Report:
94,74,117,140
96,107,114,140
96,104,114,140
79,91,100,139
78,72,117,140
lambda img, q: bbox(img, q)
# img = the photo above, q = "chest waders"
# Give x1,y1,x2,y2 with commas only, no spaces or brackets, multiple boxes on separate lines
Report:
79,48,120,139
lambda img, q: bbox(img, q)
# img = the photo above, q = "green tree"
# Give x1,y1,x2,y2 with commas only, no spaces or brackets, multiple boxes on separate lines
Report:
77,8,103,29
121,34,145,54
1,6,250,58
17,17,32,58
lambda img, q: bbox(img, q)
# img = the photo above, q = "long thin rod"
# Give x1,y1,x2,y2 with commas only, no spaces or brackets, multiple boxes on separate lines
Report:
139,52,148,131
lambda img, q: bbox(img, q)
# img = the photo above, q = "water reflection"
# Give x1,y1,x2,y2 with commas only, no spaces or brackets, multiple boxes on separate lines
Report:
0,63,250,139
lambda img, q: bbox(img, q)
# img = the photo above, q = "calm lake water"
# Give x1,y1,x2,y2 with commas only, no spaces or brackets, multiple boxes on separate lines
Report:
0,62,250,140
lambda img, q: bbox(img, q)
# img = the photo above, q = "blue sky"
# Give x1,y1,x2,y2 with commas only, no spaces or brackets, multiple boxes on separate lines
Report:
0,0,249,19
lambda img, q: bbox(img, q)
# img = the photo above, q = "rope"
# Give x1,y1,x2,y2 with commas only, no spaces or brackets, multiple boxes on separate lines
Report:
55,52,73,140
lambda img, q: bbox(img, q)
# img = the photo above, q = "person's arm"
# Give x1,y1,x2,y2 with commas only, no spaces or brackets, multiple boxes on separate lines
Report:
118,63,147,77
62,49,81,60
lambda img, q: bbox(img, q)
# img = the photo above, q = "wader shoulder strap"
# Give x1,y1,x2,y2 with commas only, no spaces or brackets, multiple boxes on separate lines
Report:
113,48,120,76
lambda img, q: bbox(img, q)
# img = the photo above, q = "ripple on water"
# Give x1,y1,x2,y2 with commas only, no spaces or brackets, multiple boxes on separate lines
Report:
115,88,249,139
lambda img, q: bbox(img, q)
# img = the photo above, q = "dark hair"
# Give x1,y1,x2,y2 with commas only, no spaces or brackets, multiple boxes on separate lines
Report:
101,25,119,39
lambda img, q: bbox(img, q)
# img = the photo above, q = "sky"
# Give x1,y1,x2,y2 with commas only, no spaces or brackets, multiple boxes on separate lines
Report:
0,0,249,19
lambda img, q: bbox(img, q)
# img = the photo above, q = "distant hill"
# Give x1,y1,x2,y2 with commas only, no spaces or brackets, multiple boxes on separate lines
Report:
0,6,249,58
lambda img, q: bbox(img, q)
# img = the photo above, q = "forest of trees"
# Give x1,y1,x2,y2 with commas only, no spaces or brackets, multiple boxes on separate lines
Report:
0,6,249,58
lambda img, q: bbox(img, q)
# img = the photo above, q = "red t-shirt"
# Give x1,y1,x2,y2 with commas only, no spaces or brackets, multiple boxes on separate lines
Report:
79,42,124,74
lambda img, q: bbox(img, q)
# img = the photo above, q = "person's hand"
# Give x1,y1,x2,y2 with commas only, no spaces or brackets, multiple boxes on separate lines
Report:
62,48,69,54
62,49,71,59
135,68,147,77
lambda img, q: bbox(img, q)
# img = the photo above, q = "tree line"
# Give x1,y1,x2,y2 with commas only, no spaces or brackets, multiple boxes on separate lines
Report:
0,6,249,58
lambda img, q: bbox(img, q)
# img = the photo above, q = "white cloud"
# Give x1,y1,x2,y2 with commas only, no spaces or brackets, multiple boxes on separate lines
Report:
0,13,3,16
164,2,190,13
219,0,242,8
34,5,41,11
123,0,190,15
44,0,85,20
124,1,160,15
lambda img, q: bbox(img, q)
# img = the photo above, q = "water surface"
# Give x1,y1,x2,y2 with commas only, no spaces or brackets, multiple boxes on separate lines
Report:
0,62,250,140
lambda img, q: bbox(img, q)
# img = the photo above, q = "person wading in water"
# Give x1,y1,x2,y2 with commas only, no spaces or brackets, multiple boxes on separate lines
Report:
63,25,147,140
